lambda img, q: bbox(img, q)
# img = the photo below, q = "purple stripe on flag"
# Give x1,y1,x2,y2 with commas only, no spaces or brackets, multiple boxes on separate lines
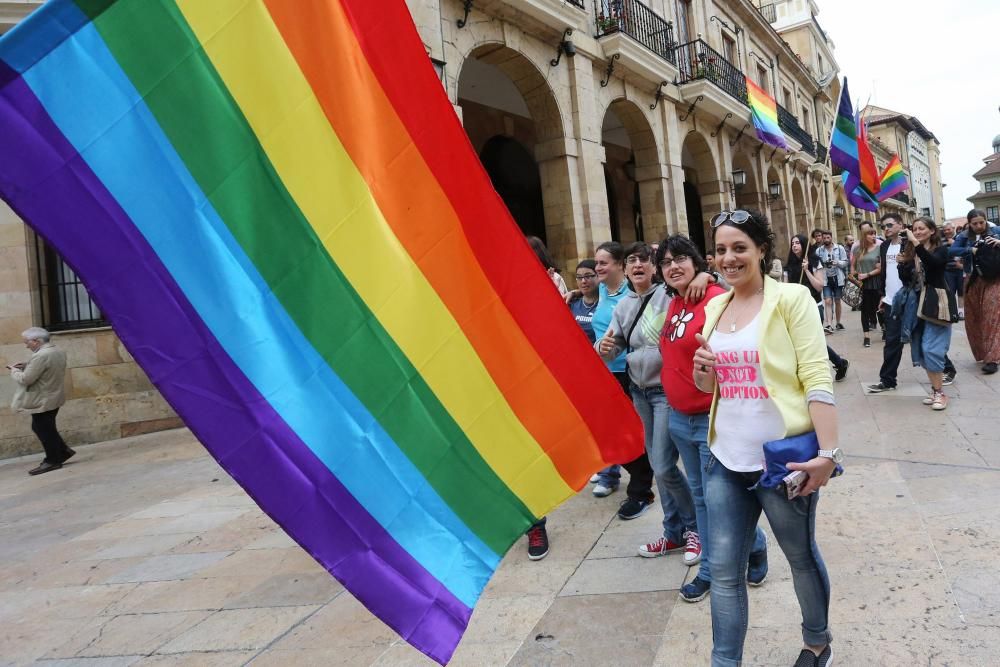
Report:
0,63,469,664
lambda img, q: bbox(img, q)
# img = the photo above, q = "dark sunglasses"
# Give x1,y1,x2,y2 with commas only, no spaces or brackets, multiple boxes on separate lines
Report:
710,210,752,228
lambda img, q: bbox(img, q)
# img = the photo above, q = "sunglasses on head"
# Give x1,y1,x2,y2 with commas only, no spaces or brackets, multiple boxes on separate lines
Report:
710,210,752,228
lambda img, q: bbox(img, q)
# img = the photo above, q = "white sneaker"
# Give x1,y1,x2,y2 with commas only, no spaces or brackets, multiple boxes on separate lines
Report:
589,473,600,483
593,483,617,497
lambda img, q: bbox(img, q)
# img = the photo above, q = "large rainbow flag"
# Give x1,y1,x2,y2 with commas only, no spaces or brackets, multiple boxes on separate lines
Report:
0,0,643,662
745,76,787,150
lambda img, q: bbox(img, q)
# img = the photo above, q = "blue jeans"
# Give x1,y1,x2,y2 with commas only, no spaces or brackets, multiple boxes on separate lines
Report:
631,385,696,543
706,457,832,666
911,319,952,374
595,464,621,487
670,411,766,582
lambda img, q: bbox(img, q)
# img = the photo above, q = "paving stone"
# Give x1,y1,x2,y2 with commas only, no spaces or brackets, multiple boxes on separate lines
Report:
560,555,689,596
103,552,231,584
157,605,319,653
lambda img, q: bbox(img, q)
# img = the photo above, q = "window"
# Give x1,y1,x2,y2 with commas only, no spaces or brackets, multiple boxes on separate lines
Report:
801,106,811,134
756,65,769,91
782,87,792,110
673,0,692,46
722,33,736,65
33,236,106,331
986,180,998,193
987,206,1000,223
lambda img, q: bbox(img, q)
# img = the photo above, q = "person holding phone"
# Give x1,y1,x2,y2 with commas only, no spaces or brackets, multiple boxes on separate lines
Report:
693,210,838,667
9,327,74,476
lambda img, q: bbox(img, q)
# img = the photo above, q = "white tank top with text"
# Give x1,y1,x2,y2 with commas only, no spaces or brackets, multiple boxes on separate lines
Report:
710,313,786,472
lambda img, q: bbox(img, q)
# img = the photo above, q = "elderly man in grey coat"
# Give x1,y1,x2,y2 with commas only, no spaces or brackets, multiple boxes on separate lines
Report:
7,327,74,475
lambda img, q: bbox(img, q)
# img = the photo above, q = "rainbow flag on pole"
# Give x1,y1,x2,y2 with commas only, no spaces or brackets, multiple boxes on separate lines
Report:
876,155,909,202
0,1,643,662
746,76,788,149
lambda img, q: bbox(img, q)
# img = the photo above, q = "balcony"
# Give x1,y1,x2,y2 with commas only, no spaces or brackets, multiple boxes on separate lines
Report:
756,3,777,23
776,103,815,156
594,0,678,83
815,143,828,164
675,39,748,105
889,191,911,206
472,0,587,34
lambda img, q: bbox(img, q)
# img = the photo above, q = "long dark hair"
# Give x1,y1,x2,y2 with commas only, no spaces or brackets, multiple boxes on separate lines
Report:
967,209,989,242
527,235,558,271
786,233,809,283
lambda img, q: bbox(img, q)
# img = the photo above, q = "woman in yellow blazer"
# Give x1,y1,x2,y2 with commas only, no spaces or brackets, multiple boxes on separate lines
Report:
692,210,839,667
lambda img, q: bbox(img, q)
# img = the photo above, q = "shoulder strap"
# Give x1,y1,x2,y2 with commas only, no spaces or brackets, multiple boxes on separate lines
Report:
625,293,655,354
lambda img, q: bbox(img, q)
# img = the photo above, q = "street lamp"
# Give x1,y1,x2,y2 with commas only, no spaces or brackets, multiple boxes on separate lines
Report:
731,169,746,190
768,182,782,199
832,204,845,217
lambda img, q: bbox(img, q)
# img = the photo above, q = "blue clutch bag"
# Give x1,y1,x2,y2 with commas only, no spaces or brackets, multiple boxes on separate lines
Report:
759,431,844,489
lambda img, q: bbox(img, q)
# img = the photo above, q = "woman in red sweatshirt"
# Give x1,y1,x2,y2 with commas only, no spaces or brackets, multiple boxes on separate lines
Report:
657,235,768,603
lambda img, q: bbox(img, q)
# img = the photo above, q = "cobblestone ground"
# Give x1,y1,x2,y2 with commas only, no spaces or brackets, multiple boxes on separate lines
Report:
2,314,1000,666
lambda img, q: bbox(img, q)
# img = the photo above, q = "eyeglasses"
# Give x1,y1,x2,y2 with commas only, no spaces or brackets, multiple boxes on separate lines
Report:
625,255,651,265
574,273,598,281
710,210,752,228
658,255,690,268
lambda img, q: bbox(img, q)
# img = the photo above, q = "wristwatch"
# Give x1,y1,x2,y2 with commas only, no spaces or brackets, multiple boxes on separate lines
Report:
817,448,844,464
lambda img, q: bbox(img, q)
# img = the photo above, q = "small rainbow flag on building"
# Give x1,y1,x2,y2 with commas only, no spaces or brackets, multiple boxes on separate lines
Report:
746,76,788,149
876,155,909,202
0,0,643,663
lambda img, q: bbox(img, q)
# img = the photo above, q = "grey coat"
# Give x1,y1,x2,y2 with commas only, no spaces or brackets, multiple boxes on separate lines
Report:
11,343,67,414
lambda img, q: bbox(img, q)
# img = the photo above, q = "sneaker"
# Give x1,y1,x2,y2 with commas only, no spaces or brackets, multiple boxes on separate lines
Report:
922,393,935,406
618,496,653,520
589,473,600,483
863,337,871,348
592,483,618,498
683,530,702,566
835,323,845,330
638,536,683,558
748,547,768,587
943,369,956,385
866,382,896,393
824,325,834,334
931,391,949,411
794,645,832,667
526,524,549,560
679,576,711,603
834,359,849,382
983,362,998,375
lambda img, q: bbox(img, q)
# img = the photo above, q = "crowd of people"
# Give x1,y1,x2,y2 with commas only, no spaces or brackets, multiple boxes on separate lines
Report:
520,206,1000,666
527,210,840,667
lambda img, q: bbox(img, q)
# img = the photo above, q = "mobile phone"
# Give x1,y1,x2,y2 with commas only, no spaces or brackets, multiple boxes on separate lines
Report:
783,470,808,500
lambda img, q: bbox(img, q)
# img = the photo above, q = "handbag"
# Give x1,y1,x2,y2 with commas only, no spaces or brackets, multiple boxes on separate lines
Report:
758,431,844,490
914,256,958,325
917,285,958,326
841,280,862,309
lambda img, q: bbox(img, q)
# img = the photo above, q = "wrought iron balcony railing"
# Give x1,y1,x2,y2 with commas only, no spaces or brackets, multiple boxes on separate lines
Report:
594,0,676,65
815,143,828,164
757,3,777,23
566,0,585,7
776,103,815,155
891,191,911,206
674,39,748,106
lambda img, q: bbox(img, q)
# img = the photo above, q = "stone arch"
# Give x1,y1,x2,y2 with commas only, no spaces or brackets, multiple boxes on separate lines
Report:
680,131,721,253
479,136,546,242
457,44,575,264
790,177,808,256
732,151,762,213
601,98,666,244
766,164,790,259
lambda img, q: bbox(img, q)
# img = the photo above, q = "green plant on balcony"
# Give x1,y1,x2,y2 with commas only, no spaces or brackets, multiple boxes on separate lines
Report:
597,14,620,34
695,55,721,83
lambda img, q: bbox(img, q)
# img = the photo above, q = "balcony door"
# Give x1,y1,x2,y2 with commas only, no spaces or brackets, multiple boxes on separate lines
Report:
674,0,692,45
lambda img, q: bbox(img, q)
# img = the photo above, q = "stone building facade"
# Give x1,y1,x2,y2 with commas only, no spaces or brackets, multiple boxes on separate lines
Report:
967,135,1000,223
408,0,844,266
1,2,180,459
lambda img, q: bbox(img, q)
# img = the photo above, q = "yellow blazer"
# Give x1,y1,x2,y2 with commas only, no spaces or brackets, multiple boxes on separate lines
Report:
702,277,833,445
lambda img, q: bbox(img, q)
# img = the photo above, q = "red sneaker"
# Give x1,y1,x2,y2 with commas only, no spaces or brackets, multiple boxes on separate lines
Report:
637,536,683,558
683,530,702,566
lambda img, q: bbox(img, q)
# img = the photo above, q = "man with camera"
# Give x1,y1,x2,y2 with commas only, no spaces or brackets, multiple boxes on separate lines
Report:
815,230,849,332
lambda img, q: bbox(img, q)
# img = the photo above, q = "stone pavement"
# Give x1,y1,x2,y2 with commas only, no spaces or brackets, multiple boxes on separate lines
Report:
2,313,1000,666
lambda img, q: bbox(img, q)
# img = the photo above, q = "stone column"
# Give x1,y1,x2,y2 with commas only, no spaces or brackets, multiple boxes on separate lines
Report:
661,105,688,236
635,162,671,243
0,204,33,348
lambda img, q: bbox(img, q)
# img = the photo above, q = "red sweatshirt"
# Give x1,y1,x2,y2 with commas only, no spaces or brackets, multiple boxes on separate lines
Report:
659,284,727,415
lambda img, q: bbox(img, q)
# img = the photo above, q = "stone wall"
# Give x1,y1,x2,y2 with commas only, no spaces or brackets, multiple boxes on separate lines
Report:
0,201,180,460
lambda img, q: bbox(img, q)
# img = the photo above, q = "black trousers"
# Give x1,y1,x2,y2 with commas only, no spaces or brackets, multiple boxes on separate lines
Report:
613,371,655,501
879,301,956,387
30,409,70,463
860,288,881,333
